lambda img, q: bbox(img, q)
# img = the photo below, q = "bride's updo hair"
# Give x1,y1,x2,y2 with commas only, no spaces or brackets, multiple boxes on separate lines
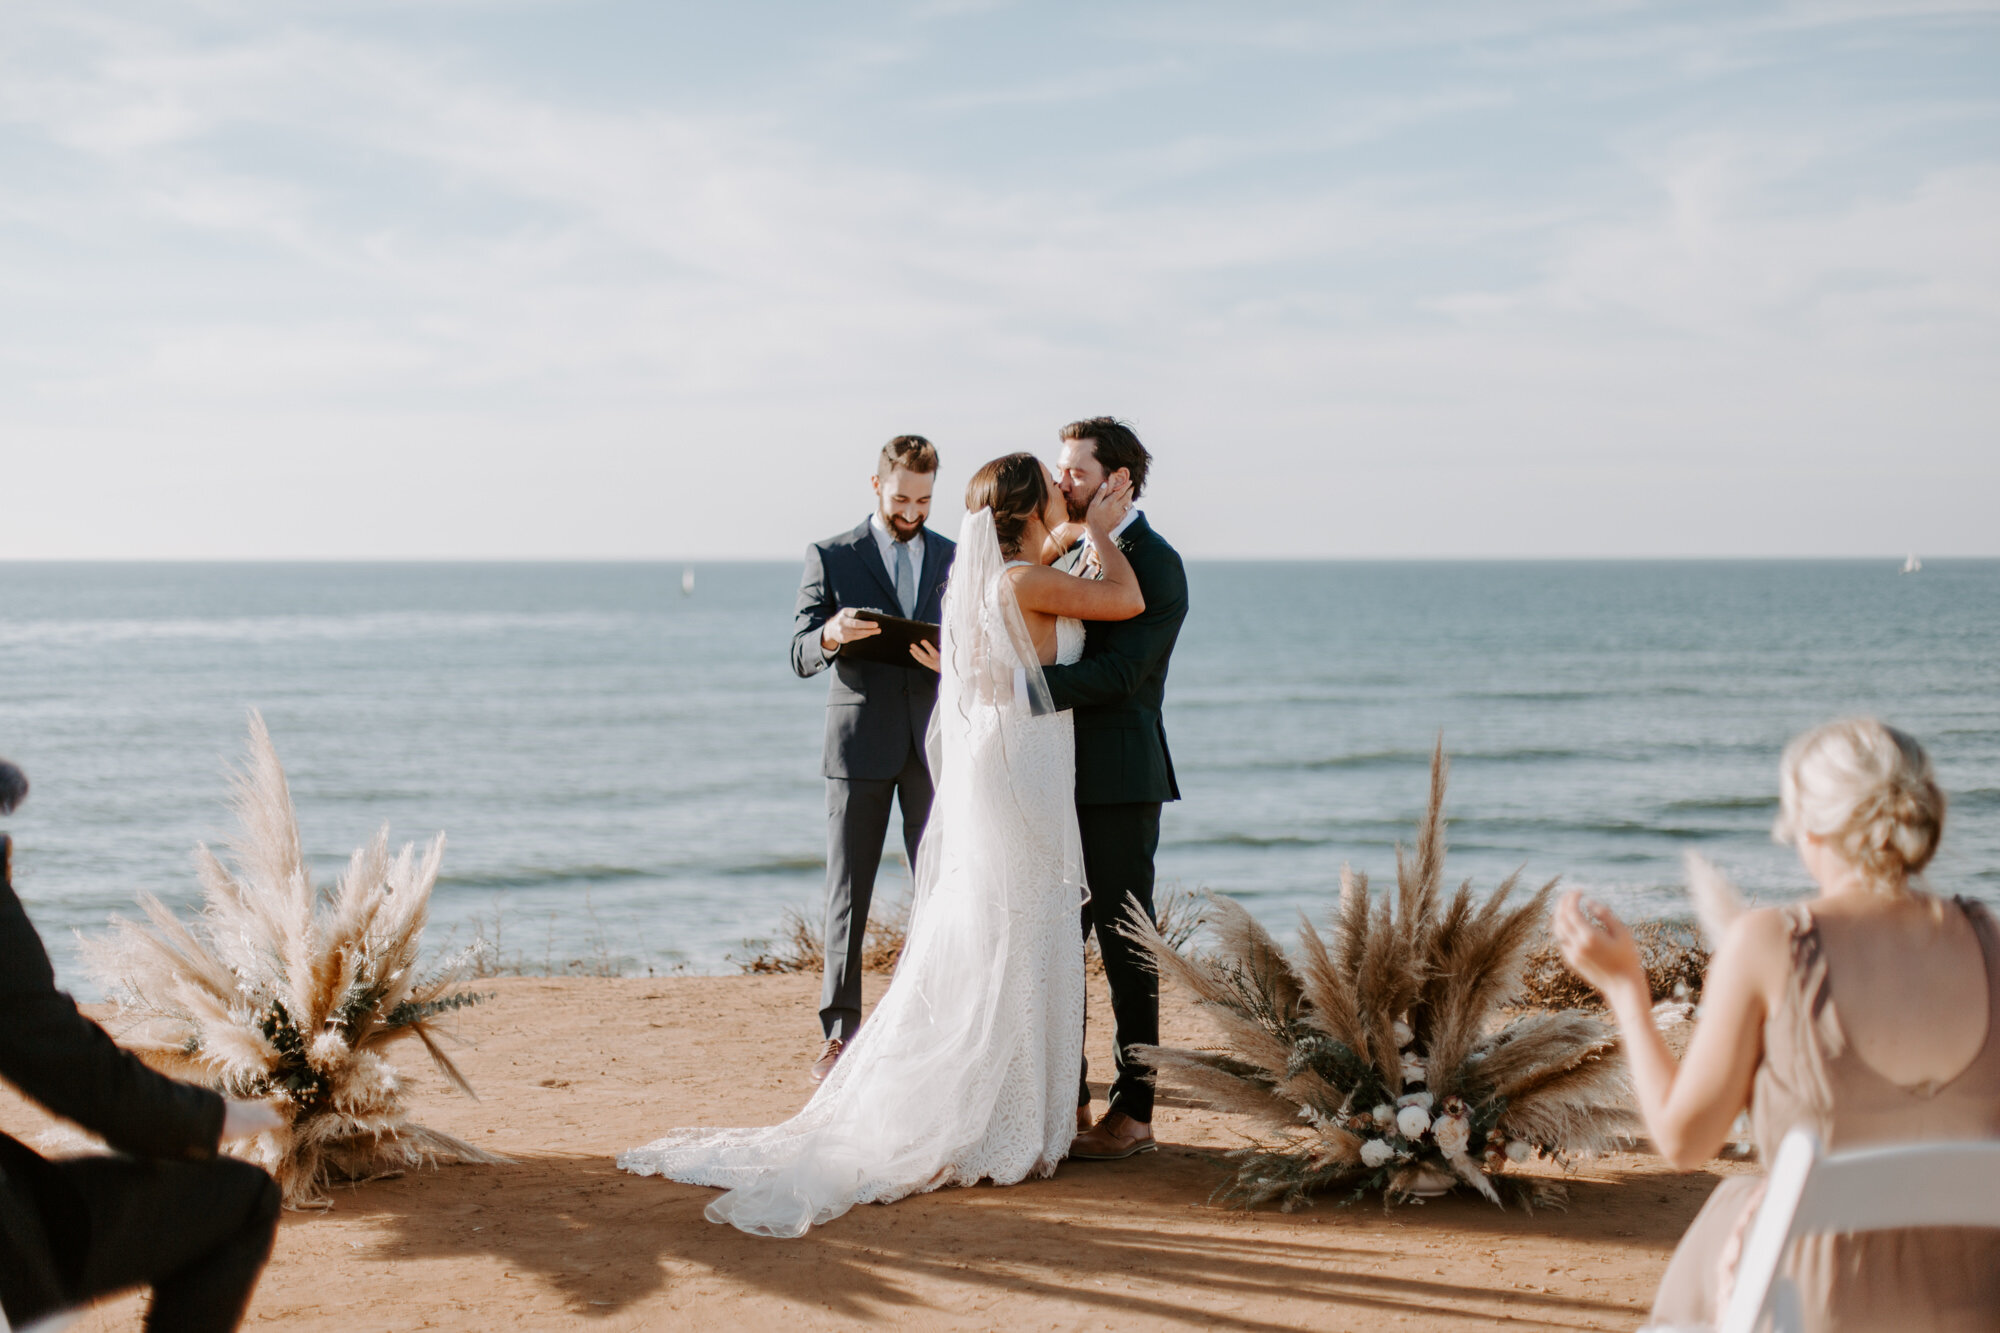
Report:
964,453,1050,558
1773,718,1946,892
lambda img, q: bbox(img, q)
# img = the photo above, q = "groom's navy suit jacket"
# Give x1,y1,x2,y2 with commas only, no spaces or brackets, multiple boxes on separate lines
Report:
791,518,955,780
1044,512,1187,806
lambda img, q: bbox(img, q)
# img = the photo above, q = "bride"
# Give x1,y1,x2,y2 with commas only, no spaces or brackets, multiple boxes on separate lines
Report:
618,452,1146,1237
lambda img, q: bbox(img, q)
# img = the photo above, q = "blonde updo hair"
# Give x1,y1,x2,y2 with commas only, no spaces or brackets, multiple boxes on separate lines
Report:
1772,718,1946,892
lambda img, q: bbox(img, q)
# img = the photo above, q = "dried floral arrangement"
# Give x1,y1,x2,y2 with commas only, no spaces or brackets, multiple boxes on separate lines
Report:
83,713,504,1207
1128,741,1634,1211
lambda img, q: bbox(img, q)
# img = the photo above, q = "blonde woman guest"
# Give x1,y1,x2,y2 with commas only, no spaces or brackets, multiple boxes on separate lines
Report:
1557,719,2000,1332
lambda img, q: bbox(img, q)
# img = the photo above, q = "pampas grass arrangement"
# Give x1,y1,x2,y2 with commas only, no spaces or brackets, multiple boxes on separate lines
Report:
83,712,504,1208
1127,739,1634,1212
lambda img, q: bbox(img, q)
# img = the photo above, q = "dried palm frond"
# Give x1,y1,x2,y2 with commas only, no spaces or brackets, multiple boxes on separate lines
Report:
82,712,503,1208
1128,736,1633,1212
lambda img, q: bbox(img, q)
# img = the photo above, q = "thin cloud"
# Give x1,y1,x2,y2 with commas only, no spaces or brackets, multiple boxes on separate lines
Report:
0,1,1993,557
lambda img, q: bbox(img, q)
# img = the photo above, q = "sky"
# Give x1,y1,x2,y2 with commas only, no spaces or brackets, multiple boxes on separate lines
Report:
1,1,1996,559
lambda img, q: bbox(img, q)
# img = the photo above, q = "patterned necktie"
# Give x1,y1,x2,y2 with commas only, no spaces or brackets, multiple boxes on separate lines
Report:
893,541,916,617
1083,542,1103,580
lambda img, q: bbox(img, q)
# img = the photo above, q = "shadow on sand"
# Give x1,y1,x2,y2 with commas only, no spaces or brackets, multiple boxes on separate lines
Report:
330,1141,1701,1329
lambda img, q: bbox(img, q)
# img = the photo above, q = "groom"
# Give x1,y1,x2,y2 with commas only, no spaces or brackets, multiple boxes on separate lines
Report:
790,435,955,1082
1042,418,1189,1161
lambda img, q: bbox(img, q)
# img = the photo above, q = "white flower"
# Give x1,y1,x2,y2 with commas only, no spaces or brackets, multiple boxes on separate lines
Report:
1396,1091,1434,1112
1506,1139,1531,1164
1396,1104,1431,1140
1399,1056,1426,1086
1433,1114,1471,1155
1392,1019,1414,1049
1371,1103,1396,1126
1360,1138,1395,1168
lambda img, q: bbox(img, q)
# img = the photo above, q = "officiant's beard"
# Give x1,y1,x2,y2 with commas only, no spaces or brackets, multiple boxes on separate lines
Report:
879,509,923,542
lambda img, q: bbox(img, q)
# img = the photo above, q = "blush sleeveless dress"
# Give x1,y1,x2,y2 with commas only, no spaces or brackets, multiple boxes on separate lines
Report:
1648,898,2000,1331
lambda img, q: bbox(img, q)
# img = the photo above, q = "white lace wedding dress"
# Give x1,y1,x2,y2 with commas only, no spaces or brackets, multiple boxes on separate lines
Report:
617,510,1087,1238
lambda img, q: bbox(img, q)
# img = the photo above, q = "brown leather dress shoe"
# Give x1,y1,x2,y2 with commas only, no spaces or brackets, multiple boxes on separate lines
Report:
1077,1105,1094,1134
810,1037,844,1083
1069,1111,1156,1161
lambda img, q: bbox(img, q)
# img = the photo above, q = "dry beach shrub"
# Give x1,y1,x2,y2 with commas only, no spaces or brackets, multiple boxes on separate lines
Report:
735,893,912,976
736,884,1206,977
1518,918,1710,1011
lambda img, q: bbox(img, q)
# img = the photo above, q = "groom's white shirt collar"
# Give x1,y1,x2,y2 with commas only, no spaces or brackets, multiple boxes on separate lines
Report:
869,512,925,576
1083,506,1140,554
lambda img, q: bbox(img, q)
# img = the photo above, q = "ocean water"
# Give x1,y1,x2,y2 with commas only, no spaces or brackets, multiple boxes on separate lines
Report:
2,559,1995,995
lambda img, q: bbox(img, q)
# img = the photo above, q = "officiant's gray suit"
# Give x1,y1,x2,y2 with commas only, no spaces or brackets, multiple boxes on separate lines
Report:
792,517,955,1042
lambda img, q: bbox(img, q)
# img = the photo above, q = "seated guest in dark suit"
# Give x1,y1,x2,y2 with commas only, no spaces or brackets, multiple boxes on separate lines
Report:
0,758,284,1333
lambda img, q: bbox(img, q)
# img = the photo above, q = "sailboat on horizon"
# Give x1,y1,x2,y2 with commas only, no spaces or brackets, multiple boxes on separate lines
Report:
1900,553,1922,574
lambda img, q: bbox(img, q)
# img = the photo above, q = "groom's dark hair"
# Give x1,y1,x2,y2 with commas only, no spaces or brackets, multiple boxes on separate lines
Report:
1059,417,1150,499
878,435,939,477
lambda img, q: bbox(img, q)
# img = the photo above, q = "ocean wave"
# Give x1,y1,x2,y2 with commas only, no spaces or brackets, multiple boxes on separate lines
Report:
0,610,642,648
723,856,827,876
1231,745,1594,773
1176,692,1383,710
1453,689,1607,703
1169,832,1338,850
1457,816,1718,840
1661,796,1780,813
438,863,658,890
1178,817,1729,855
439,854,829,889
1292,748,1430,771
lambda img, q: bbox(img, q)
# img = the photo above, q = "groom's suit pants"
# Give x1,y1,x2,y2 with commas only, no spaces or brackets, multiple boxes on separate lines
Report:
1077,801,1162,1124
820,742,934,1042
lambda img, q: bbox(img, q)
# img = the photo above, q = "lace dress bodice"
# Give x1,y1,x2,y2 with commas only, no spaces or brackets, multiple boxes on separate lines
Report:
1055,615,1085,666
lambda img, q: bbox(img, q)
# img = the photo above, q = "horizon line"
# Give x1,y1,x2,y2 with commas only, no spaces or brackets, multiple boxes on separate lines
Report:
1,553,1989,565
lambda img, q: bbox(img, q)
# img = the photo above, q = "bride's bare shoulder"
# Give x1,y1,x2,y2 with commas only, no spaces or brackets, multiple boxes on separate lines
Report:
1002,562,1066,590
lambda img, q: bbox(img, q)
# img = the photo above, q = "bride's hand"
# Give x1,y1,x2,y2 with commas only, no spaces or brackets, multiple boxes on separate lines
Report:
1082,476,1132,537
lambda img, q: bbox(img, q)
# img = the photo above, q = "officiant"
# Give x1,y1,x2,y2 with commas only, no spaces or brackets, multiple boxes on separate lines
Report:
790,436,955,1083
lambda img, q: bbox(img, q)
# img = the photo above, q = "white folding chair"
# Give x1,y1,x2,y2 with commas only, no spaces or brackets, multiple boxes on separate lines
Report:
1718,1128,2000,1333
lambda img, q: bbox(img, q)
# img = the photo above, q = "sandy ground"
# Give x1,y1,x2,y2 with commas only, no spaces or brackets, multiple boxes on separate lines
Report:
3,974,1750,1332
